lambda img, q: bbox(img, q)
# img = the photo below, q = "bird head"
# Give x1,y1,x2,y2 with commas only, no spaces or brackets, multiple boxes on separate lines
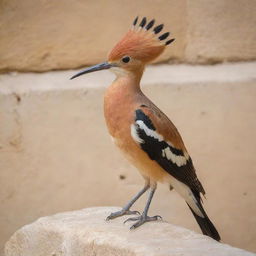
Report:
71,17,174,80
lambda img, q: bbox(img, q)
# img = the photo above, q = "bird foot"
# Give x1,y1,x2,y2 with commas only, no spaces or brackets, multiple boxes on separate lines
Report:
106,209,140,221
124,214,162,229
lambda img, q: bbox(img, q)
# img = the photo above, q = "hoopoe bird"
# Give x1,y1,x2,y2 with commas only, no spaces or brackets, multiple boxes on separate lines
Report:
71,17,220,241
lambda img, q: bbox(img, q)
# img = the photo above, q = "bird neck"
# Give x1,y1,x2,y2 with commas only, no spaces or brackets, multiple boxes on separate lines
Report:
105,73,143,106
110,66,144,92
104,68,145,138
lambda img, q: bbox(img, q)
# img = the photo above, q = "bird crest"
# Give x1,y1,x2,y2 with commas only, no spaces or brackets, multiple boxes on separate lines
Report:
108,17,175,63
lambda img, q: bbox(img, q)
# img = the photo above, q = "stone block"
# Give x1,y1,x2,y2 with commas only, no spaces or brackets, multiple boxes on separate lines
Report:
186,0,256,63
4,207,255,256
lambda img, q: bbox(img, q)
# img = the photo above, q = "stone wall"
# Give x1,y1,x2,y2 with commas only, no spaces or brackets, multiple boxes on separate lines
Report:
0,0,256,72
1,63,256,254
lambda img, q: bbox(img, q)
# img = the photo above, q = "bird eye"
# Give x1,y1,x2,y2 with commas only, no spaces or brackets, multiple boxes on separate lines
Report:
122,56,131,63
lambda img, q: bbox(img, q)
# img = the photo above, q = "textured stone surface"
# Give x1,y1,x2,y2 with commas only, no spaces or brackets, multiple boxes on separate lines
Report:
0,0,256,71
186,0,256,63
4,207,256,256
1,63,256,255
0,0,186,72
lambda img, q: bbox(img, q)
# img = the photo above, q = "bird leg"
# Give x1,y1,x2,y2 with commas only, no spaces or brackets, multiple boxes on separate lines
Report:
106,182,150,221
124,185,162,229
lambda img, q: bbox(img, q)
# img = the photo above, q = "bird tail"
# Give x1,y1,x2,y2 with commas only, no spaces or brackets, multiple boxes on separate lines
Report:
187,190,221,241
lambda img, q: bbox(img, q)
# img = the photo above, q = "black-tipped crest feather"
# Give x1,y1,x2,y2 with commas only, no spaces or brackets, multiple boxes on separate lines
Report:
146,19,155,30
133,16,138,26
166,38,175,45
132,17,175,47
154,24,164,34
159,32,170,40
140,17,147,28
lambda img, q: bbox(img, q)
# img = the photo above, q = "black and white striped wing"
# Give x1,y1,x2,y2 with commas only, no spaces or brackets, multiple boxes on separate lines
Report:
131,109,204,194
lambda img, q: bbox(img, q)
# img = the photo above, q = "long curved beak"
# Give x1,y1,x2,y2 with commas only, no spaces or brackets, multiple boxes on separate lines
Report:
70,62,115,80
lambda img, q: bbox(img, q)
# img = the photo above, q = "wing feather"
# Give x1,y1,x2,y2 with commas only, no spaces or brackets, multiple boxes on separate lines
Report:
132,108,205,194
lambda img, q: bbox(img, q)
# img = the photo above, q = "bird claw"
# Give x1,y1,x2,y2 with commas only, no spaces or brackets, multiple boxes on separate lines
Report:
131,210,141,216
123,217,139,224
154,215,163,221
124,214,163,229
106,209,140,221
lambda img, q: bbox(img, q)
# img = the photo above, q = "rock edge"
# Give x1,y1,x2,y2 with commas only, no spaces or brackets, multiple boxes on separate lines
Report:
4,207,255,256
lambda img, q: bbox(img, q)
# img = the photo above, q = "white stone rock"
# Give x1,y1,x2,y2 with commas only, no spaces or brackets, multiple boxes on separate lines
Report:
4,207,255,256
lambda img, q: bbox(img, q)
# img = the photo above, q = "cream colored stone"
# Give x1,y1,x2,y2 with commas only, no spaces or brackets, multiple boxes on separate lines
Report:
1,0,256,72
4,207,256,256
186,0,256,63
0,0,186,72
0,63,256,255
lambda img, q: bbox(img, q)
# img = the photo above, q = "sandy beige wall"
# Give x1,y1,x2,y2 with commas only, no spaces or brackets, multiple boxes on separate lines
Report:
186,0,256,63
0,64,256,253
0,0,256,72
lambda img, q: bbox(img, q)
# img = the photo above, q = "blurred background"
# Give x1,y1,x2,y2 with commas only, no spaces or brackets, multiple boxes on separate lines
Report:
0,0,256,254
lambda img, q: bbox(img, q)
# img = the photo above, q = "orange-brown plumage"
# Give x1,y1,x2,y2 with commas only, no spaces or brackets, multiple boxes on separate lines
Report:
71,16,220,241
109,29,165,63
108,17,173,63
